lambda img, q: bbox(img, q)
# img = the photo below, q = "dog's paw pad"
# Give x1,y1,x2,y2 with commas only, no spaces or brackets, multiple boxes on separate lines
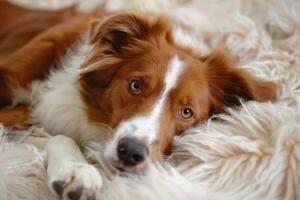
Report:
49,162,103,200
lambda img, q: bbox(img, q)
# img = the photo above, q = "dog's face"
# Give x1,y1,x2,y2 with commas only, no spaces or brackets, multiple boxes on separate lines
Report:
79,13,276,172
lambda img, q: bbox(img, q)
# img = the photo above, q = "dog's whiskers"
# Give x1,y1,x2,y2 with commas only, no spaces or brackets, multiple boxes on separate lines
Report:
95,122,113,135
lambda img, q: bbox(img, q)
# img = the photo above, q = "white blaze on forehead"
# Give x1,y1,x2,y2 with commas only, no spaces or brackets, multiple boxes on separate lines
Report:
149,56,186,122
104,56,186,161
113,55,186,144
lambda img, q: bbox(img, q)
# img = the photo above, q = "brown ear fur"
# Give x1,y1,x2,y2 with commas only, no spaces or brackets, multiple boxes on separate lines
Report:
0,69,12,107
205,50,277,115
89,12,170,56
80,13,170,89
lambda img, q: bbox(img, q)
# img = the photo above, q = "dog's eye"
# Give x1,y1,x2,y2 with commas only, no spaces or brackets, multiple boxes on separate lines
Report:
129,79,143,94
181,107,193,119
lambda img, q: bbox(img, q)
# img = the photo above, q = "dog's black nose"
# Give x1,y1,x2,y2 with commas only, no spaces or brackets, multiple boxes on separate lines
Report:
117,137,149,166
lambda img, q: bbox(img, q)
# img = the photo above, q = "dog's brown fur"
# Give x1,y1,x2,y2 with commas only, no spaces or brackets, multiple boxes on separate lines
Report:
0,1,276,159
0,1,101,127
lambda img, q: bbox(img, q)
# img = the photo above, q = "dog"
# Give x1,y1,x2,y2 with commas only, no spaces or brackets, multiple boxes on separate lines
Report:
0,1,277,200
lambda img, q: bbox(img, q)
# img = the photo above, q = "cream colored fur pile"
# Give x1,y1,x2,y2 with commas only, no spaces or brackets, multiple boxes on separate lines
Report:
1,0,300,199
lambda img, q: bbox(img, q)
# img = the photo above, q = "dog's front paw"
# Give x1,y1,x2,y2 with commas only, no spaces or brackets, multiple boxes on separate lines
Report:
49,161,103,200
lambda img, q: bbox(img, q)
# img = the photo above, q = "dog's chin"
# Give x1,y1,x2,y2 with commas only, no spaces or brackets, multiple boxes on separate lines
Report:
108,158,148,174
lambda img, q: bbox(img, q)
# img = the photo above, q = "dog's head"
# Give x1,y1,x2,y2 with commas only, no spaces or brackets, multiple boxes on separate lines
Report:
79,13,276,172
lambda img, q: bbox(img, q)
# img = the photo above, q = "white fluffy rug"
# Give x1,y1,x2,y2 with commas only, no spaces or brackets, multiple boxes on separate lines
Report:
1,0,300,199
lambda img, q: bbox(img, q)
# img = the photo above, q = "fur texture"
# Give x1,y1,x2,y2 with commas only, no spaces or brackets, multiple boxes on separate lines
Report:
1,0,300,199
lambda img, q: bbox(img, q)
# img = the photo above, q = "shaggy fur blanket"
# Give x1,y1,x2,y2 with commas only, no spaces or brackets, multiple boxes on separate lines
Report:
1,0,300,199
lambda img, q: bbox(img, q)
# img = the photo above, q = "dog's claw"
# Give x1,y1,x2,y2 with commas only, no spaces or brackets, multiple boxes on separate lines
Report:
52,181,65,196
68,186,83,200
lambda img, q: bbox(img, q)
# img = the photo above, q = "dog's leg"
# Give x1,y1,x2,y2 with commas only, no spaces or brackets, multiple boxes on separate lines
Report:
0,1,79,60
46,135,103,200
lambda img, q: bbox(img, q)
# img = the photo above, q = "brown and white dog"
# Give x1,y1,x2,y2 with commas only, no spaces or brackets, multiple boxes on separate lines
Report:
0,1,277,200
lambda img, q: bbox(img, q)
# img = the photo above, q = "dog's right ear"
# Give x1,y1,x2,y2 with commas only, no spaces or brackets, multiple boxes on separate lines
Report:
89,13,146,55
80,13,170,89
89,13,170,56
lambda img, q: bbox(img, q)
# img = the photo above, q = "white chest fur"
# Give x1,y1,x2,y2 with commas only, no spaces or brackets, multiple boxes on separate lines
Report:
16,40,104,144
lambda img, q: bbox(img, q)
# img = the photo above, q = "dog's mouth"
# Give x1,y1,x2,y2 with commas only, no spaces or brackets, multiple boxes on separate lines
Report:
111,159,126,171
108,157,148,173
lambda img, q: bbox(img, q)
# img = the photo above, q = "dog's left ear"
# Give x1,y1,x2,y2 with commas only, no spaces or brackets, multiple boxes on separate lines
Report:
204,50,277,115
